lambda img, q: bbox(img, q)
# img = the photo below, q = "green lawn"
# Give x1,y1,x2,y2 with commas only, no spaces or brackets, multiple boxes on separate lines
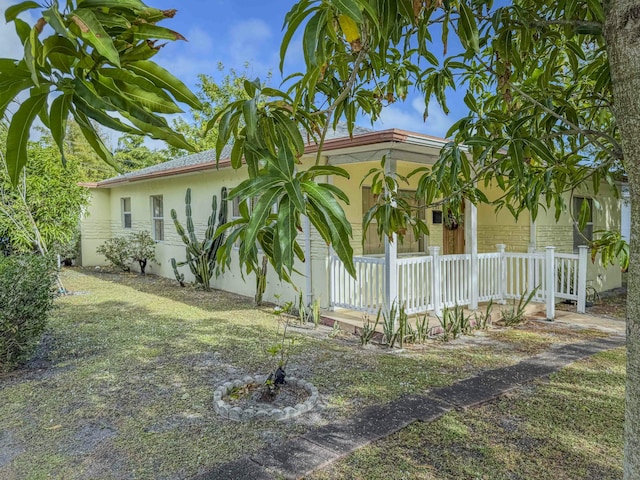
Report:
0,268,622,479
309,348,625,480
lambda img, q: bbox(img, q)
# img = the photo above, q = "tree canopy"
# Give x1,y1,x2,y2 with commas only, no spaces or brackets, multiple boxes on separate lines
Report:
169,63,267,157
1,0,201,186
0,128,88,255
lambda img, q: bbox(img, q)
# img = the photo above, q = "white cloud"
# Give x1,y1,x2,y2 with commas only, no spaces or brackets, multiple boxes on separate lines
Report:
225,18,279,76
0,1,36,59
372,96,453,138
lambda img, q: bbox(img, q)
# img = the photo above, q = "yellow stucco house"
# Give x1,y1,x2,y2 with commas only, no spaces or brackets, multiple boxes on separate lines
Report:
80,125,624,318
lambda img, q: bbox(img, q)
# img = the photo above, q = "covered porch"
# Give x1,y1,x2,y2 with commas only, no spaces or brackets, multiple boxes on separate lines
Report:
328,171,589,320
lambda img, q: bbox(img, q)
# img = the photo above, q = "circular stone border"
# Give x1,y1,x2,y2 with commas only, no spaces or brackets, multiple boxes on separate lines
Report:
213,375,319,421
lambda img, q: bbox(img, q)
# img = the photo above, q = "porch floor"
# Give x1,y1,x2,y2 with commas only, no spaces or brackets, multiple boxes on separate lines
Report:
321,302,625,335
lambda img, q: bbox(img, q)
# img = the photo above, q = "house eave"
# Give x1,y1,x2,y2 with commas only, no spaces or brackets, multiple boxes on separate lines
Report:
92,128,454,188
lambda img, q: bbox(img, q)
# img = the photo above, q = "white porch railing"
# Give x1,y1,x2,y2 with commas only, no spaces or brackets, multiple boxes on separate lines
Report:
329,244,589,319
329,255,385,314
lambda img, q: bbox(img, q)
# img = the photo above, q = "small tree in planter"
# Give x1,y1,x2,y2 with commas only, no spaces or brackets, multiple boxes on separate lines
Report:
261,303,296,400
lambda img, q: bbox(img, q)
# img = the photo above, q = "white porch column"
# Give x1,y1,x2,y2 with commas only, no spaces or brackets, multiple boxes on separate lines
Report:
384,158,398,322
429,246,442,315
577,245,588,314
496,244,507,304
465,199,478,310
529,216,537,251
545,246,556,320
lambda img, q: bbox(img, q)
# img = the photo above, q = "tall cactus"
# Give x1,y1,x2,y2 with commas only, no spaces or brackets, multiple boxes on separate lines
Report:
170,187,228,290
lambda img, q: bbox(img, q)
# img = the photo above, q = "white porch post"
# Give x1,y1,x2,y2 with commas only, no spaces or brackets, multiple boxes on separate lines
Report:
465,199,478,310
429,246,442,315
384,158,398,324
577,245,588,314
496,244,507,304
545,246,556,320
328,246,336,311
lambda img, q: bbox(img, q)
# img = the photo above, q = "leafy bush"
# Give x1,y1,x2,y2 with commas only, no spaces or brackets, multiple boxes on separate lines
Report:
128,231,157,275
0,255,56,371
96,236,131,272
96,231,157,274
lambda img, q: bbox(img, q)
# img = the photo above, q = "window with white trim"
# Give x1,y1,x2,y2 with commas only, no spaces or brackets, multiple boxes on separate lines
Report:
121,197,132,229
573,196,593,252
151,195,164,241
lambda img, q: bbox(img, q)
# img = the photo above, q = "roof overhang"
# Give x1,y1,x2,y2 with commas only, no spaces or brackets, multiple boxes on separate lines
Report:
88,128,452,189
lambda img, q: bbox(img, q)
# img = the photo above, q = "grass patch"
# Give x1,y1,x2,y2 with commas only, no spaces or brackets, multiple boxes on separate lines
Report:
0,268,620,479
308,347,625,480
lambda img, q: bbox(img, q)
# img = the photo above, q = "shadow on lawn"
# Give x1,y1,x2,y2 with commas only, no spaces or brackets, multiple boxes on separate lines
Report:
74,267,262,314
0,297,276,391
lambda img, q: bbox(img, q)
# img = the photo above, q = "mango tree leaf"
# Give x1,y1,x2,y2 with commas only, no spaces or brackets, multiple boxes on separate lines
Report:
332,0,364,23
71,107,120,171
130,24,186,41
458,2,479,53
49,93,72,164
73,94,141,134
277,196,297,271
126,60,203,109
117,81,183,114
69,8,121,66
6,93,48,185
5,1,40,22
77,0,150,10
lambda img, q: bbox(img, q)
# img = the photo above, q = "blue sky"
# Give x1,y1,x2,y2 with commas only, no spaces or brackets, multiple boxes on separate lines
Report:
0,0,467,139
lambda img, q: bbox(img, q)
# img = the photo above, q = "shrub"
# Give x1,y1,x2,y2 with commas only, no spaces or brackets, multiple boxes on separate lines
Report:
96,231,157,274
96,236,131,272
0,255,56,371
128,231,156,275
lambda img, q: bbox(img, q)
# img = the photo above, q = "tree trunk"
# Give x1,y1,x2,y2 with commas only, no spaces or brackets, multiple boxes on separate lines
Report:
604,3,640,477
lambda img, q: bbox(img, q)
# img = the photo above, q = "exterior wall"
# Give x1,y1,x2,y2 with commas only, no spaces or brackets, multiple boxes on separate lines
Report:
79,189,112,266
81,167,308,307
535,182,623,292
476,181,530,253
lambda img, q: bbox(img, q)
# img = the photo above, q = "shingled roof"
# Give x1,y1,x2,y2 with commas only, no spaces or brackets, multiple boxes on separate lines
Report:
98,123,376,185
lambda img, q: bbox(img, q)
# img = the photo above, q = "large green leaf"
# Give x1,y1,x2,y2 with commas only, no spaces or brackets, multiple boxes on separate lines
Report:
123,114,196,152
42,7,73,39
458,2,479,53
77,0,149,10
92,74,167,128
0,77,33,119
241,187,282,264
332,0,364,23
71,107,120,172
277,197,297,271
69,8,121,66
126,60,203,109
130,24,186,41
5,1,39,22
49,93,72,164
117,81,183,114
6,94,48,185
73,94,140,134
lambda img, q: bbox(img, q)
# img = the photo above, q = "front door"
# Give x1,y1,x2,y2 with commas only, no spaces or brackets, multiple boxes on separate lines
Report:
443,207,465,254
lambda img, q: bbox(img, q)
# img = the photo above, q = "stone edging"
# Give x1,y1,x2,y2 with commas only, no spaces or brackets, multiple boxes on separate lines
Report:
213,375,319,421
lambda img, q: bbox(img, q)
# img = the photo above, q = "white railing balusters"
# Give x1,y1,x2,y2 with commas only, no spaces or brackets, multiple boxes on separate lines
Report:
329,245,587,319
